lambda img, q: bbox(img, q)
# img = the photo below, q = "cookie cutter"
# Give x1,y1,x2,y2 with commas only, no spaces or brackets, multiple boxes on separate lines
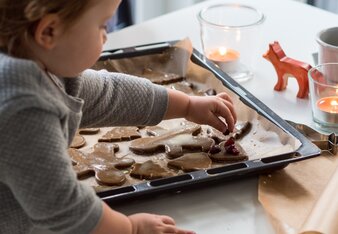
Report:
286,120,337,155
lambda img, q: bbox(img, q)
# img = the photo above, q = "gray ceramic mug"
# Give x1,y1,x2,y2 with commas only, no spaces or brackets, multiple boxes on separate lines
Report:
316,27,338,64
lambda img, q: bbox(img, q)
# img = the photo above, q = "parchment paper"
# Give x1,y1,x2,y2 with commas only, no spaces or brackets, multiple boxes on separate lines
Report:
81,39,301,191
259,150,338,234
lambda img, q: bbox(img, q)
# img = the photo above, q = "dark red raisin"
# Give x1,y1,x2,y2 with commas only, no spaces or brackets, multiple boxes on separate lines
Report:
224,137,235,146
209,145,222,154
225,144,240,155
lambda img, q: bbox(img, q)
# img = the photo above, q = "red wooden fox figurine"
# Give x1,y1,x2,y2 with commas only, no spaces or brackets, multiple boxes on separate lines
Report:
263,41,312,98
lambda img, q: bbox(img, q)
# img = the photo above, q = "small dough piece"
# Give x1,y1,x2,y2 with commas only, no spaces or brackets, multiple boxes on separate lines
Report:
234,122,252,140
78,128,100,135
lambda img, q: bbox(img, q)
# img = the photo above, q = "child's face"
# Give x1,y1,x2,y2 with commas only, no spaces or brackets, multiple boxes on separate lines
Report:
44,0,120,77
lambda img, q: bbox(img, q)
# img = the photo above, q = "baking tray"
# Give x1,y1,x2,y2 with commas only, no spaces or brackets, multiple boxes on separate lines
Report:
94,40,321,204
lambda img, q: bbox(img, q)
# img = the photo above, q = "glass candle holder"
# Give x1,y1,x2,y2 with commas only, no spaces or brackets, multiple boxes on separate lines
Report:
308,63,338,134
316,27,338,64
198,4,265,82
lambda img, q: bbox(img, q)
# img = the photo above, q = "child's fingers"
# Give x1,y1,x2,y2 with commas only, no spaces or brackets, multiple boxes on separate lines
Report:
159,216,196,234
214,101,235,132
160,215,176,225
208,111,228,133
216,92,234,104
186,95,236,132
218,98,237,124
163,225,196,234
175,230,196,234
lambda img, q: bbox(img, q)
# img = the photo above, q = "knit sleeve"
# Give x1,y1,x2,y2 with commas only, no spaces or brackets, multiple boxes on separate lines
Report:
78,69,168,128
0,107,102,234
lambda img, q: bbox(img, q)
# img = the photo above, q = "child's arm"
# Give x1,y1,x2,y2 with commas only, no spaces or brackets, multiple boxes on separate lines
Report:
79,70,168,128
165,89,237,133
93,202,195,234
79,70,236,132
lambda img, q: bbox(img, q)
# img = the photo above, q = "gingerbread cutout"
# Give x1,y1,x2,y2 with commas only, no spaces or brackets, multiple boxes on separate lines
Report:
209,138,248,163
130,160,175,180
70,133,86,149
141,68,184,85
78,128,100,135
167,152,212,172
68,142,135,186
129,123,214,158
99,126,141,142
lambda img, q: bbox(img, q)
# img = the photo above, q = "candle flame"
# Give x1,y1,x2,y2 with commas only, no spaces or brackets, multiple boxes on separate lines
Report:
218,47,228,56
331,100,338,106
329,99,338,113
316,97,338,114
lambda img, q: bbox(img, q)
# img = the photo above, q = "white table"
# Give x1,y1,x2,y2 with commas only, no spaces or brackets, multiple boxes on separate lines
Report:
104,1,338,233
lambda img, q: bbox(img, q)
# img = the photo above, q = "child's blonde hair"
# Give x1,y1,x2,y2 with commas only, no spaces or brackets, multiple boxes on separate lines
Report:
0,0,93,57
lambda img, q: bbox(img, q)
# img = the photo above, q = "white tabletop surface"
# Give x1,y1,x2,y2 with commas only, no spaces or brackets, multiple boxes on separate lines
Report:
104,1,338,233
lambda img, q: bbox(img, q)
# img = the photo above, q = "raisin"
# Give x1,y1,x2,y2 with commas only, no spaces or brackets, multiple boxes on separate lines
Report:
225,144,240,155
224,137,235,146
209,145,222,154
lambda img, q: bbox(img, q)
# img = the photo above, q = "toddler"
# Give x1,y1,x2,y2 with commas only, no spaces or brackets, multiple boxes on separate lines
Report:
0,0,236,233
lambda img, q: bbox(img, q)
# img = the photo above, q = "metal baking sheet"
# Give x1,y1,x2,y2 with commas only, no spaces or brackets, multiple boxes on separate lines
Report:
86,41,321,204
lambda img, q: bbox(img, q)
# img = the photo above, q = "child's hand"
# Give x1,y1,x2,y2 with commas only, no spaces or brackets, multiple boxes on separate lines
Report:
185,92,237,133
128,213,195,234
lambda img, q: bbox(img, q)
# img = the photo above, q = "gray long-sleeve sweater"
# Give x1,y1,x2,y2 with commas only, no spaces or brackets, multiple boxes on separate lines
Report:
0,52,168,234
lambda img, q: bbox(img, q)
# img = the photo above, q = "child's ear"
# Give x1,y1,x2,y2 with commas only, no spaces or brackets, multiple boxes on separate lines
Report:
34,14,62,50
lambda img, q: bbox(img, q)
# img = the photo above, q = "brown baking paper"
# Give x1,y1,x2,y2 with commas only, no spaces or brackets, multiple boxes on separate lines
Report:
259,151,338,234
80,38,301,191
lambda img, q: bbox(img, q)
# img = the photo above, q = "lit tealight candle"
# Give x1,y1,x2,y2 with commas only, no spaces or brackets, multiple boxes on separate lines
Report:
316,96,338,124
207,47,240,73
